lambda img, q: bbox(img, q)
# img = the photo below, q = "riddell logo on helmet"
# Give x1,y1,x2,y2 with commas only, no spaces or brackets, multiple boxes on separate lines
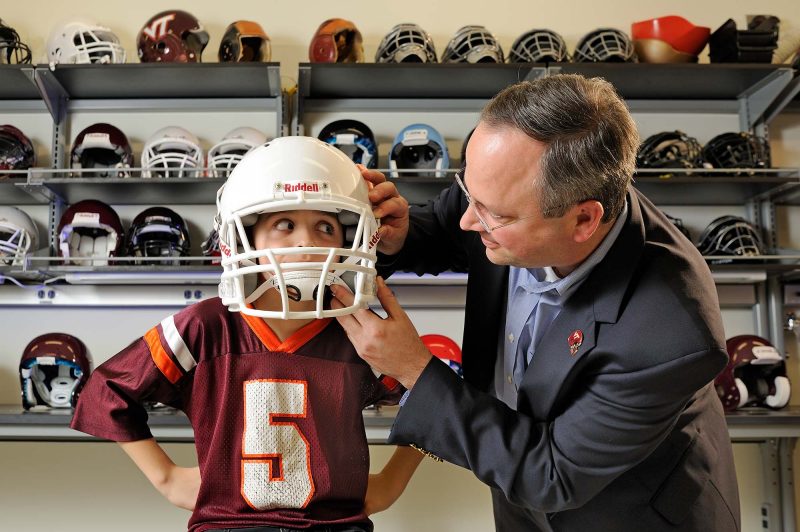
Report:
368,231,381,250
283,182,320,193
219,241,232,257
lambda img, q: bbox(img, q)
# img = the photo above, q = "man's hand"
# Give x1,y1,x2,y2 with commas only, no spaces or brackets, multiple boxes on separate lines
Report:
331,277,431,389
359,165,409,256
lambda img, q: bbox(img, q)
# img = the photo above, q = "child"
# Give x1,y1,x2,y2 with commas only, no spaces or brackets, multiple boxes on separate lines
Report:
71,136,422,531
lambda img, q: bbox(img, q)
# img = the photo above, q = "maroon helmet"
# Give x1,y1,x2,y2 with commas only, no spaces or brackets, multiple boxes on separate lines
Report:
0,124,35,178
19,332,92,409
71,123,133,177
126,206,190,265
309,18,364,63
57,199,124,265
137,10,209,63
715,335,791,412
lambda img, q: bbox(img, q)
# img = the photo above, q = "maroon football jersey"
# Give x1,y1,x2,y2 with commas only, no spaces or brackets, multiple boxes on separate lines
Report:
70,297,402,531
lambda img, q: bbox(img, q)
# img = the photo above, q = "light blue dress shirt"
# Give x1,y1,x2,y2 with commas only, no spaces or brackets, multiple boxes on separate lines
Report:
494,202,629,409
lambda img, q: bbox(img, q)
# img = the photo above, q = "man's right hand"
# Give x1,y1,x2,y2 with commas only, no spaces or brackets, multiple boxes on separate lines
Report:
359,165,409,256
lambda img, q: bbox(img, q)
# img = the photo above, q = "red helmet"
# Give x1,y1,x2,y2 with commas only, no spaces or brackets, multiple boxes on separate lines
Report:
70,123,134,177
715,335,791,412
126,206,191,265
0,124,35,177
19,333,92,409
57,199,124,265
421,334,463,377
137,10,209,63
309,18,364,63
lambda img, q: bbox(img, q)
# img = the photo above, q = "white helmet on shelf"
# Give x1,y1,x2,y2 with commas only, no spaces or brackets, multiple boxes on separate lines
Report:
141,126,204,178
207,127,268,178
215,136,380,319
47,20,126,64
0,206,38,266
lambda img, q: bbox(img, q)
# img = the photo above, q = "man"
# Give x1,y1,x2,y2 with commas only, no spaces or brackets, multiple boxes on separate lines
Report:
330,74,740,531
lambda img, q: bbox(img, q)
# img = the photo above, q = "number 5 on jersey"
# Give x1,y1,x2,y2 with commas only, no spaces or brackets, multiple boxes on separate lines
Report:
242,379,315,510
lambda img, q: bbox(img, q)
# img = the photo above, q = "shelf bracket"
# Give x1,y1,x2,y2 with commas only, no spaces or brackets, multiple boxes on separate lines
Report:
738,68,794,131
32,67,69,125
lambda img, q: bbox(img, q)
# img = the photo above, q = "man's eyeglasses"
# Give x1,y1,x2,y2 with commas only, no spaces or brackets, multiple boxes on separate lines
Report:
454,172,540,233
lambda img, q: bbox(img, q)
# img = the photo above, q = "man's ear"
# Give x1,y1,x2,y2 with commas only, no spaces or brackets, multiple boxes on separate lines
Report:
571,200,605,244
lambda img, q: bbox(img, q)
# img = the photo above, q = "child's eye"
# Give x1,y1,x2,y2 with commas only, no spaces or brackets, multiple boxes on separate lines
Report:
318,221,335,236
275,219,294,231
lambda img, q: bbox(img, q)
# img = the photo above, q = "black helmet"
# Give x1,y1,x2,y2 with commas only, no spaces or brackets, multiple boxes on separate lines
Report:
636,131,703,169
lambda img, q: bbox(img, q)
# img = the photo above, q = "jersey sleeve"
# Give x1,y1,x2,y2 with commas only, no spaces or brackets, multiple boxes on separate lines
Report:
70,312,202,442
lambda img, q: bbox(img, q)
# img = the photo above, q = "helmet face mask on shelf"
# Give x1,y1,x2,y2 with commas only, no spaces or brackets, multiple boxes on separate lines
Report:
219,20,271,62
47,20,126,64
442,25,504,63
141,126,204,178
318,119,378,169
0,124,35,177
574,28,637,62
697,215,766,261
701,132,771,170
19,333,92,410
0,206,38,266
137,10,209,63
375,23,437,63
509,29,569,63
208,127,268,178
215,136,380,320
126,207,191,265
0,19,32,64
70,123,134,177
715,335,791,412
57,199,124,266
309,18,364,63
636,130,703,169
389,123,450,178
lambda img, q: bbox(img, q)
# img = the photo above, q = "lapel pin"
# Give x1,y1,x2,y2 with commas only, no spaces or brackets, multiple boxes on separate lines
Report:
568,329,583,356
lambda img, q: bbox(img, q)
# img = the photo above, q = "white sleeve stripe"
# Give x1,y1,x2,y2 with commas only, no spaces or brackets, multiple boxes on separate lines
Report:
161,315,197,373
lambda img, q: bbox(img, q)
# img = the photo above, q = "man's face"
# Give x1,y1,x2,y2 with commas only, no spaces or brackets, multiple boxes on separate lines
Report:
252,209,344,266
460,123,576,269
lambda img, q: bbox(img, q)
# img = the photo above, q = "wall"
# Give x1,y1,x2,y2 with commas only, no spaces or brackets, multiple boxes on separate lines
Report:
1,1,800,531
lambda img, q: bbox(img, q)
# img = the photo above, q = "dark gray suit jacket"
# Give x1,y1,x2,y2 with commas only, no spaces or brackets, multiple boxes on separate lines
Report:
383,184,740,531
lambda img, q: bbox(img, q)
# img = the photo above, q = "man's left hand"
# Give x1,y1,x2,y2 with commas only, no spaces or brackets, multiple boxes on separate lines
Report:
330,277,432,389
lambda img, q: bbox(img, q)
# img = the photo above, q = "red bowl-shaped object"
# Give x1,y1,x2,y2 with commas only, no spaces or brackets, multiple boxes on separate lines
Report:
632,15,711,55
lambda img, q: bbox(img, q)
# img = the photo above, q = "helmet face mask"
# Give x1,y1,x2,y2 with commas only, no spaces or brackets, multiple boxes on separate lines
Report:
375,23,437,63
216,137,380,320
208,127,268,178
701,132,771,171
509,29,569,63
697,215,765,261
0,19,32,64
574,28,637,62
127,207,190,265
636,131,703,169
47,21,126,64
141,126,204,178
442,25,504,63
0,206,38,266
19,333,92,410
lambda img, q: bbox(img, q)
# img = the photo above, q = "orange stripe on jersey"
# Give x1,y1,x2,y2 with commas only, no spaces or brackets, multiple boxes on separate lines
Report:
144,327,183,384
240,311,332,354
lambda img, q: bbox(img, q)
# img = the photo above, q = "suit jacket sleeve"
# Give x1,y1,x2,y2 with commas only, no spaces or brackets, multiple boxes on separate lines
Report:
390,344,727,513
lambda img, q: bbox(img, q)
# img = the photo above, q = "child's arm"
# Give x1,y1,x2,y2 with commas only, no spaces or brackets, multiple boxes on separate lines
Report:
364,445,424,515
118,438,200,511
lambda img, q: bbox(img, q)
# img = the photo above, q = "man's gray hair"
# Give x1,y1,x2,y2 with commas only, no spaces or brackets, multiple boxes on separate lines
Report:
481,74,639,223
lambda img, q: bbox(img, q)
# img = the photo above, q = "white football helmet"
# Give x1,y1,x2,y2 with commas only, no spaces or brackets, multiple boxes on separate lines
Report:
215,136,380,319
208,127,268,177
0,206,38,266
141,126,204,178
47,20,126,65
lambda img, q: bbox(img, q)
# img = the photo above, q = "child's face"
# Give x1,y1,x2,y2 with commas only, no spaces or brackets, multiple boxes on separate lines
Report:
252,209,344,265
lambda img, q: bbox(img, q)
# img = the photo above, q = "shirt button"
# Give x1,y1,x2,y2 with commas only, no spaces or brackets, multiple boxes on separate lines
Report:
508,333,514,342
507,375,513,384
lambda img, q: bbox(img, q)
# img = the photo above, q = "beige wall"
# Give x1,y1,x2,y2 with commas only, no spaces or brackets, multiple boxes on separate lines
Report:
2,1,800,531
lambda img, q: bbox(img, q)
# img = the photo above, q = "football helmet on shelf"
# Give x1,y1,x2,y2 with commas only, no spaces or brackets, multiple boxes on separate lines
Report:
218,20,271,62
574,28,637,62
701,132,771,170
70,123,134,177
137,10,209,63
0,124,35,177
375,23,437,63
141,126,204,178
442,25,504,63
208,127,268,178
126,206,191,265
389,123,450,178
636,130,703,169
201,227,221,265
508,29,569,63
308,18,364,63
0,206,38,266
318,119,378,169
0,19,32,64
20,332,92,409
215,136,380,319
715,335,790,411
57,199,124,266
697,215,766,260
421,334,463,377
47,20,126,64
